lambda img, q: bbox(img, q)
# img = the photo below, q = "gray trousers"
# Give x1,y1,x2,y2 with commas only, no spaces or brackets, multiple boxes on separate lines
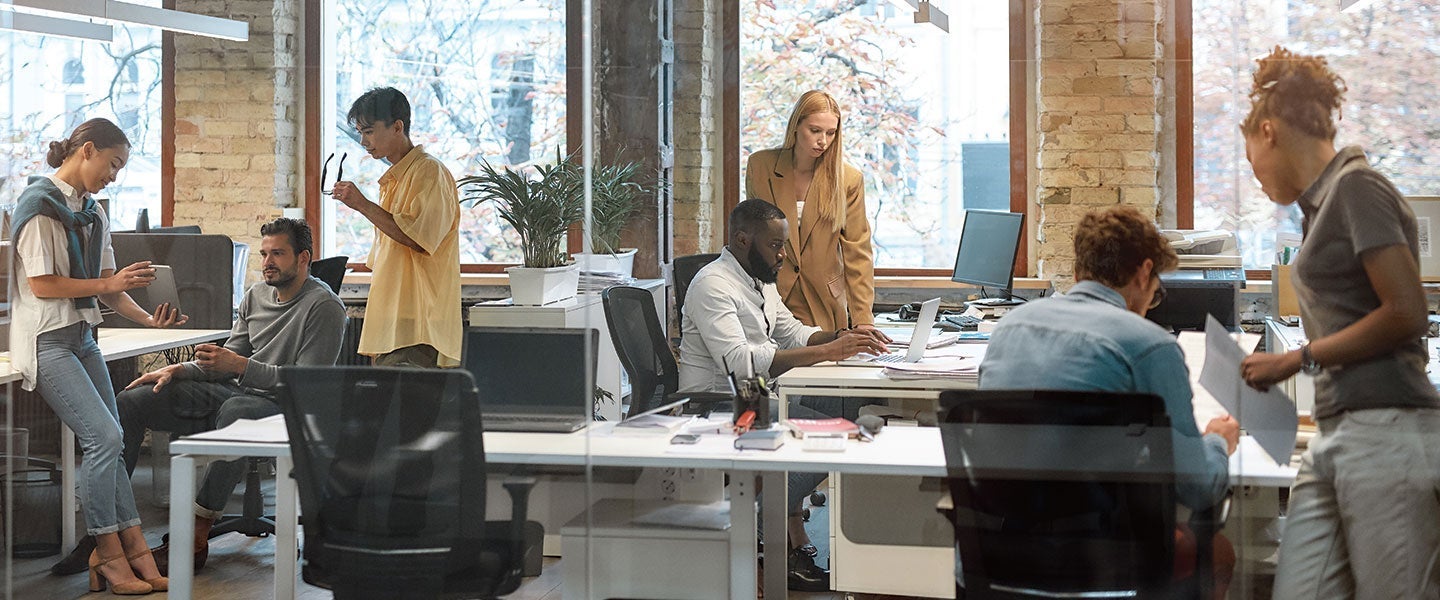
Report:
118,379,280,518
1274,407,1440,600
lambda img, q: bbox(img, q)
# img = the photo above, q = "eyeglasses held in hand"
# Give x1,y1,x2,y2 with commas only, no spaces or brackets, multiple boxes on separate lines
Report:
320,152,347,195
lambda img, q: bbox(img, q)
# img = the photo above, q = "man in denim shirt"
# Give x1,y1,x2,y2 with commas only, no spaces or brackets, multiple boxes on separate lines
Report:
979,206,1239,595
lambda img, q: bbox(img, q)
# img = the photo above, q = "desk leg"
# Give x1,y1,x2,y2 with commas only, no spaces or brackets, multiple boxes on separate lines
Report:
61,423,75,550
275,455,298,599
761,471,788,600
728,470,758,600
169,454,196,600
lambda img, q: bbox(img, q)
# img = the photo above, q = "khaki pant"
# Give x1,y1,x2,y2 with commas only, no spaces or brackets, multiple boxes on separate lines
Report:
372,344,442,368
1274,407,1440,600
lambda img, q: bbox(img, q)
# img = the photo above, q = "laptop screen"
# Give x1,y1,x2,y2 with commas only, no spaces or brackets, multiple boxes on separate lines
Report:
462,327,598,416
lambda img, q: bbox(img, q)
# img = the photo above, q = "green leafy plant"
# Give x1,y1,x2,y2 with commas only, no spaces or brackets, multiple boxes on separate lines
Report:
459,153,583,269
586,162,651,255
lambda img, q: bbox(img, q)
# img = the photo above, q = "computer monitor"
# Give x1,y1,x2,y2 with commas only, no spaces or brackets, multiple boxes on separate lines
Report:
1145,269,1242,332
462,327,598,417
951,210,1025,302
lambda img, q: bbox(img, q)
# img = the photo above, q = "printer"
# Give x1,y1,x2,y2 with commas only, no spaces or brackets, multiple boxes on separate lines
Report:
1150,230,1245,331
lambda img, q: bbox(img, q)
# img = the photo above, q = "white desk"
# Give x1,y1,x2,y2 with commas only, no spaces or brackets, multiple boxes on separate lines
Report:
0,327,231,550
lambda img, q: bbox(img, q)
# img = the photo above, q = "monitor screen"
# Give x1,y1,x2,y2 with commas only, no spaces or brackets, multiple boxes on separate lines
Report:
951,210,1024,292
461,327,597,415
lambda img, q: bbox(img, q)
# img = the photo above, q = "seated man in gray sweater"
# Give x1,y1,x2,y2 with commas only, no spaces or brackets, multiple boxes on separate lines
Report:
117,217,345,573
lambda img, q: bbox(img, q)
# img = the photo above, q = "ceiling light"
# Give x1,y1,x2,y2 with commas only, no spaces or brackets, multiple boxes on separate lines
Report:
0,10,113,43
7,0,247,41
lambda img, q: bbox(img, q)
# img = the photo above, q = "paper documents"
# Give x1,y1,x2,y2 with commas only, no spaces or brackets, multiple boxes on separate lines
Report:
881,357,979,381
1197,315,1298,464
184,413,288,444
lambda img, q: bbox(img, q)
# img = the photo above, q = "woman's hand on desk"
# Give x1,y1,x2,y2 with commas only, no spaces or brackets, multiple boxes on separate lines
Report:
145,302,189,329
1204,415,1240,455
1240,350,1301,391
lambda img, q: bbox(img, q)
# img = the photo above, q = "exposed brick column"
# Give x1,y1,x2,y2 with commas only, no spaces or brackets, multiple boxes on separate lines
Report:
673,0,721,256
1034,0,1163,284
171,0,300,285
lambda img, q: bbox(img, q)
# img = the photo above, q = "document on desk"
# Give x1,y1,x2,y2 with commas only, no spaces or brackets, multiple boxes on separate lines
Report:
183,413,289,444
1196,315,1297,465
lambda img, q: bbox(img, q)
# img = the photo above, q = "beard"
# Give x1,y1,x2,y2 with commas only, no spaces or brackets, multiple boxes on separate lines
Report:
746,244,780,284
264,268,297,288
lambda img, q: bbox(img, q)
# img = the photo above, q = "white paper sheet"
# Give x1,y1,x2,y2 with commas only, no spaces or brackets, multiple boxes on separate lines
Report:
182,413,289,443
1197,315,1298,464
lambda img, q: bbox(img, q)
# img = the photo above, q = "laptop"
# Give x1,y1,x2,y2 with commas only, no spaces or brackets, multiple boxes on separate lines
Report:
462,327,597,433
837,297,941,367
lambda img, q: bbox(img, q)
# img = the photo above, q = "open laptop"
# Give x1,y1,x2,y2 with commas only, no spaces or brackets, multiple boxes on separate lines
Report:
837,297,941,367
462,326,597,433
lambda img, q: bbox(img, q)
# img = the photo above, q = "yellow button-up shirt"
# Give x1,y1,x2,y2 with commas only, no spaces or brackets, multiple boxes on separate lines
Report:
358,145,462,367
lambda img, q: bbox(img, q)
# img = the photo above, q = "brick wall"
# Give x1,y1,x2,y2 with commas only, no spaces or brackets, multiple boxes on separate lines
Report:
172,0,301,286
672,0,721,256
1034,0,1163,284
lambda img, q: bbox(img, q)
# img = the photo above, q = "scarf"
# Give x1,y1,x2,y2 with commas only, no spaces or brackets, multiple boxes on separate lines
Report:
10,175,103,309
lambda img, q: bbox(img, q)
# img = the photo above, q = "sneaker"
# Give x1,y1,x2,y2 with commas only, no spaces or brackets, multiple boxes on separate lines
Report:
786,547,830,592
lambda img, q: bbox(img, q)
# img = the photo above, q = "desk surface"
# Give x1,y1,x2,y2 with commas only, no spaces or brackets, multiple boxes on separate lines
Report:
0,327,230,385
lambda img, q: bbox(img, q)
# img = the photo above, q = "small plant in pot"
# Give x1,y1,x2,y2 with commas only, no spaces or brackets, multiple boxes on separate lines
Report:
459,155,584,305
573,161,651,277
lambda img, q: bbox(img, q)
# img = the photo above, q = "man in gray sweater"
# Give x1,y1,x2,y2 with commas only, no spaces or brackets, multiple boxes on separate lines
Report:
116,217,345,573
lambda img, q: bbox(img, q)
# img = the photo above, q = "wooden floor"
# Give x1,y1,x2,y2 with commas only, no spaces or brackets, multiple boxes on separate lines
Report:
7,459,907,599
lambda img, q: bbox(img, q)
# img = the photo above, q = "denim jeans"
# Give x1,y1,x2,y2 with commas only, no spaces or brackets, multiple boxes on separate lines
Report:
34,321,141,535
117,379,279,518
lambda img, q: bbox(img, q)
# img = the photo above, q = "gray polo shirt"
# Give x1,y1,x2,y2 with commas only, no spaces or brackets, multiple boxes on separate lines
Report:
1292,146,1440,419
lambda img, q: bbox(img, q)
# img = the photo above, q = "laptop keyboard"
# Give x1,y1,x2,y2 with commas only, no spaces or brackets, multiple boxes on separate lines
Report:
871,353,906,363
485,413,584,431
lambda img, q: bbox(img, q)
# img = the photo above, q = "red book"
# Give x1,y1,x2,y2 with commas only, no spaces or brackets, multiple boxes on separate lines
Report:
783,417,859,438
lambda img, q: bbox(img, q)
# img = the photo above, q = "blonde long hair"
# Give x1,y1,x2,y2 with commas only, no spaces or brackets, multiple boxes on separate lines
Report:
781,90,846,234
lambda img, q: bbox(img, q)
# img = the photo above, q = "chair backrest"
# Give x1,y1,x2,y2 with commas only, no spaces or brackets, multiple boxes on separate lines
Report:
937,389,1177,598
309,256,349,295
603,285,679,418
672,253,719,323
278,366,520,599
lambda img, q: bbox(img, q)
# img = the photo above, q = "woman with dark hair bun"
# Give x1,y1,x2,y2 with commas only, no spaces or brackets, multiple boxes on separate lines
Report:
10,117,188,594
1238,47,1440,597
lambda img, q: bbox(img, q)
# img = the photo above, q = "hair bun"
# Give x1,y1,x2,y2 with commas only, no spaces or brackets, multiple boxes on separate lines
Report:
45,140,70,168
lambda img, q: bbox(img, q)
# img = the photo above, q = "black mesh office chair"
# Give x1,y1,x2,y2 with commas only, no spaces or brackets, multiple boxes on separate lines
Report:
672,252,719,323
602,285,731,418
278,367,535,600
309,255,349,294
207,255,350,541
937,389,1184,599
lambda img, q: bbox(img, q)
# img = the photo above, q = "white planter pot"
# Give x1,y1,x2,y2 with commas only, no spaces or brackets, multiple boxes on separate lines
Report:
571,248,638,277
506,264,580,305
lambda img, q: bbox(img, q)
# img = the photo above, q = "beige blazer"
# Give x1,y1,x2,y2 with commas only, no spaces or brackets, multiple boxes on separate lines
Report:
745,148,876,331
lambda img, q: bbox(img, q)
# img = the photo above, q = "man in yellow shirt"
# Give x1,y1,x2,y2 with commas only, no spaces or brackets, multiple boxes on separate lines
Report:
331,87,461,367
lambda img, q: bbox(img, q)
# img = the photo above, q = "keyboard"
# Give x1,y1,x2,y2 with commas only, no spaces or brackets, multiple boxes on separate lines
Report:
870,353,906,363
943,315,983,331
484,413,586,433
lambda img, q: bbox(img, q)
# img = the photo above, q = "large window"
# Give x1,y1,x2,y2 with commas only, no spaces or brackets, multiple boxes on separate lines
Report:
321,0,566,264
741,0,1010,269
0,23,163,231
1193,0,1440,269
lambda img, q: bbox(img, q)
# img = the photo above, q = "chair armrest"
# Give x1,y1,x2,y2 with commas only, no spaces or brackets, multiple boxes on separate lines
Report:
500,476,538,580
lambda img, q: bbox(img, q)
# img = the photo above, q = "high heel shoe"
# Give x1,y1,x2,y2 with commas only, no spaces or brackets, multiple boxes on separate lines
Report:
125,548,169,592
87,550,153,595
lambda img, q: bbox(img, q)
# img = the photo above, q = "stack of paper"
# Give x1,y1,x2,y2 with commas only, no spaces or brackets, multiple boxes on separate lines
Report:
578,271,636,293
610,414,696,435
881,358,979,381
884,330,960,349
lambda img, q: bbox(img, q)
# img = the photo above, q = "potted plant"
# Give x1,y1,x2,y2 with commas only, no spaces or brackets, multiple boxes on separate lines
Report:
572,161,650,277
460,155,584,305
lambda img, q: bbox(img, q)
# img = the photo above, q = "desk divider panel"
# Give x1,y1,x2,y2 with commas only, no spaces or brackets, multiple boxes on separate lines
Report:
107,233,237,331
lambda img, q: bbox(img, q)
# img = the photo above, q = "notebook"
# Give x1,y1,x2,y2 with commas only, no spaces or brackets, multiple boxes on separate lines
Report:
463,327,597,433
837,298,941,367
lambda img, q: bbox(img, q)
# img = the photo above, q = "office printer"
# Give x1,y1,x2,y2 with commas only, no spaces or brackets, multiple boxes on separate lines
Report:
1162,229,1242,268
1151,230,1245,330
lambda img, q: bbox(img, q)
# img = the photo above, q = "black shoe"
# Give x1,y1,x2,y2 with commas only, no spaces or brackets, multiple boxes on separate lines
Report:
49,535,97,576
786,547,830,592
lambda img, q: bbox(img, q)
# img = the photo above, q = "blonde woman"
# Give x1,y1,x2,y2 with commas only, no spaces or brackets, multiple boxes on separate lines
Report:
745,90,882,338
1238,47,1440,597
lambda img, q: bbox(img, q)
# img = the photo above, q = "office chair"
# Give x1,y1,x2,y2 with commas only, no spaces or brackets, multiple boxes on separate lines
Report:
309,255,349,295
937,389,1185,599
672,252,719,324
278,367,535,600
602,285,731,418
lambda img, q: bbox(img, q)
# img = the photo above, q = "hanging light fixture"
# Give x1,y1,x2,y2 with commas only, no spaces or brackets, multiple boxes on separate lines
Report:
0,10,113,43
3,0,247,41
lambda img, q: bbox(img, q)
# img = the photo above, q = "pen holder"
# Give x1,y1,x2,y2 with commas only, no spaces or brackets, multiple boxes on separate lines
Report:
732,376,771,427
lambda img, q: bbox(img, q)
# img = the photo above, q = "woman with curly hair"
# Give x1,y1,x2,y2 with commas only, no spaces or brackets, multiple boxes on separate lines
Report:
1238,47,1440,597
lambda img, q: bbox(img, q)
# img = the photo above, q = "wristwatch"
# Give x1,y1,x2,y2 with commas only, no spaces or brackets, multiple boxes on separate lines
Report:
1300,343,1322,375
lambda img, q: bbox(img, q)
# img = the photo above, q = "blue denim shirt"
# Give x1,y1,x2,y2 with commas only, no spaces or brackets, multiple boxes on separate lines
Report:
979,280,1230,509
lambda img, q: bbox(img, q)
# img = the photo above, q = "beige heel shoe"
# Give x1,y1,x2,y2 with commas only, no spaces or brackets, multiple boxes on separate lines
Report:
87,549,153,595
125,548,169,591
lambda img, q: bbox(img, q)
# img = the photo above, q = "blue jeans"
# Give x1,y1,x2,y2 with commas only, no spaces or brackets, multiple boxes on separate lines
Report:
34,321,141,535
